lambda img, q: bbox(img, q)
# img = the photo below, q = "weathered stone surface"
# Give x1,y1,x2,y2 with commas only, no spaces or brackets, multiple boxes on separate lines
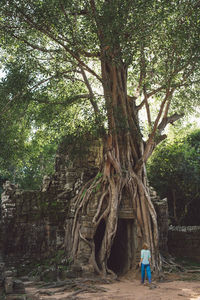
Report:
168,226,200,261
13,280,25,294
0,138,104,270
5,277,13,294
0,137,169,277
0,182,66,267
151,193,168,253
5,271,14,277
4,276,25,297
0,262,5,288
40,268,57,282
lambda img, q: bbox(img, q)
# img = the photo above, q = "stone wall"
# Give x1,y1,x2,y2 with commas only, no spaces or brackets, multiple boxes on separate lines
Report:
168,226,200,261
1,181,66,267
151,188,168,253
0,136,169,275
0,137,103,269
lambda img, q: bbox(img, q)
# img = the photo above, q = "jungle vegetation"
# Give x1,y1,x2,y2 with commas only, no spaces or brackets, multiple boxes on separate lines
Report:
0,0,200,275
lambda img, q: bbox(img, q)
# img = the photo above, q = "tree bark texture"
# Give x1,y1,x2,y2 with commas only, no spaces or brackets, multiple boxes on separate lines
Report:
64,55,161,276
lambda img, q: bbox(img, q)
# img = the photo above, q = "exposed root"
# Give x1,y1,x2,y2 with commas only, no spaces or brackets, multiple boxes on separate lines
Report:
72,177,102,237
161,254,185,273
94,202,110,227
68,146,160,276
36,278,110,300
92,190,108,224
127,169,160,271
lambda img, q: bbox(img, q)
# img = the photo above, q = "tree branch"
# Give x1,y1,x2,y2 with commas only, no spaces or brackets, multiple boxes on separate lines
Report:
157,113,184,133
163,88,175,119
0,75,55,116
14,6,103,82
135,87,173,170
89,0,104,42
137,44,152,126
2,28,59,54
143,85,151,127
136,99,145,111
80,66,100,116
59,1,69,19
0,73,90,116
34,93,91,106
79,50,100,58
150,88,173,138
146,86,165,98
135,65,144,98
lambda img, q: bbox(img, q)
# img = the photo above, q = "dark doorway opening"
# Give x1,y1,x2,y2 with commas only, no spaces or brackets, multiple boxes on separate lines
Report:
107,218,135,275
94,218,135,275
94,218,106,269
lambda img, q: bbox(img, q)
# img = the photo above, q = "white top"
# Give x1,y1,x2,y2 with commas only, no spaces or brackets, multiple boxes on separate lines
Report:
141,249,151,265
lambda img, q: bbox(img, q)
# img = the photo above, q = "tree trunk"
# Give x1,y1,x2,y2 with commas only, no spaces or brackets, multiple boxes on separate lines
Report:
65,55,161,277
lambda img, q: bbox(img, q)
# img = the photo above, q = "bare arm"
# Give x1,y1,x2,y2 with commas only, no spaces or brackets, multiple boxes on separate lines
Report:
139,257,143,267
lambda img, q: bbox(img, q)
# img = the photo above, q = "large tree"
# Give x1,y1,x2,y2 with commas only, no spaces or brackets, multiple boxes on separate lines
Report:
0,0,200,275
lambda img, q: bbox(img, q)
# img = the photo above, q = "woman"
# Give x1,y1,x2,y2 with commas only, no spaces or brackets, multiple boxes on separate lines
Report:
139,242,152,285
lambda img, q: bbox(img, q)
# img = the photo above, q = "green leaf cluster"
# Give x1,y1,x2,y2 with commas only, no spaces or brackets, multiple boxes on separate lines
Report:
147,128,200,225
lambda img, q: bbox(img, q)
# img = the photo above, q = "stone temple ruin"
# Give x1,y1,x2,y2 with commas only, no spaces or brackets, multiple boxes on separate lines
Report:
0,136,169,289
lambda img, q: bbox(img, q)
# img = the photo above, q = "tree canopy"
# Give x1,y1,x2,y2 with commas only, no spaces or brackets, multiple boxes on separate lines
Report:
0,0,199,132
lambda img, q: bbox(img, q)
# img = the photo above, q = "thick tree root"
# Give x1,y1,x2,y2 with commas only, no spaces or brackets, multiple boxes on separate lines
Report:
68,146,161,276
36,277,111,299
161,255,185,272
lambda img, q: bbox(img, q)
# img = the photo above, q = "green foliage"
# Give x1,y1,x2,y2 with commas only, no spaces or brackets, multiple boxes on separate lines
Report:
147,129,200,225
0,58,102,189
0,0,199,190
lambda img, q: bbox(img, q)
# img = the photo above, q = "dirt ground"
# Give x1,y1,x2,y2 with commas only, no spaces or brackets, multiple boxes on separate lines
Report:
25,271,200,300
76,279,200,300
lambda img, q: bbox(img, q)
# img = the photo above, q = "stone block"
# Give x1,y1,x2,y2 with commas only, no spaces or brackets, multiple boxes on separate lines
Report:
5,271,13,277
13,280,25,294
168,226,200,261
5,277,13,294
80,226,94,239
1,195,10,203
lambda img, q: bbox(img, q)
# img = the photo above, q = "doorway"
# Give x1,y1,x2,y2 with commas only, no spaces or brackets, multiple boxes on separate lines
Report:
107,218,135,275
94,218,135,275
